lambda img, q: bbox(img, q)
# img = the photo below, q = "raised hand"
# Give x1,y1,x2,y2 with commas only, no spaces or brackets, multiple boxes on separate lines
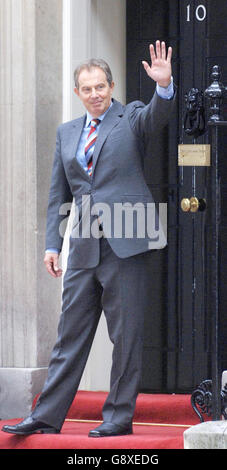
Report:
142,41,172,88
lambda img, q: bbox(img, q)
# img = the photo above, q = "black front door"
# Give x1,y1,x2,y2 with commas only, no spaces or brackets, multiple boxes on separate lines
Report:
127,0,227,393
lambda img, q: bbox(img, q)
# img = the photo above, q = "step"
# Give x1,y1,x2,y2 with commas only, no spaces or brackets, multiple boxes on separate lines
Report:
0,418,188,449
62,391,200,425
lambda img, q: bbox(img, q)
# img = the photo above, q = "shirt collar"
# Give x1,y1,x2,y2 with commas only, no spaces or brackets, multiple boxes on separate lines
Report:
85,100,113,127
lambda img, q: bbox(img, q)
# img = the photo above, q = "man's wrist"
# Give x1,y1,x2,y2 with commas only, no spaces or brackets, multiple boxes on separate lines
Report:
156,77,174,100
157,76,172,88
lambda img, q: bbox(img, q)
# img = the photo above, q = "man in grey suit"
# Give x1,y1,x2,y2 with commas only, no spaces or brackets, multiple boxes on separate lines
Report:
3,41,175,437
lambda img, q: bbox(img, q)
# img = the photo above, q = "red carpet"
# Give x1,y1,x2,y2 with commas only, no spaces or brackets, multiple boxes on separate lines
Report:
0,391,204,449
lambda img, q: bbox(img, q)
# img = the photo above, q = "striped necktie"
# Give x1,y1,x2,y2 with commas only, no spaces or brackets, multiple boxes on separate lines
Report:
85,119,100,176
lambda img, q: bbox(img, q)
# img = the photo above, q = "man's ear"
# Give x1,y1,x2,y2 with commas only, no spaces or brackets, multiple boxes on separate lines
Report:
110,81,115,92
74,87,79,96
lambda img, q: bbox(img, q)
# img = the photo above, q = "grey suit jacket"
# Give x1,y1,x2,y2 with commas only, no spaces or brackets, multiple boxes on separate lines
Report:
46,91,175,268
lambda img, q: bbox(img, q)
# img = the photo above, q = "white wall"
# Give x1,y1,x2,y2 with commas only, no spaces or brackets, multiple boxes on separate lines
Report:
0,0,64,418
62,0,126,391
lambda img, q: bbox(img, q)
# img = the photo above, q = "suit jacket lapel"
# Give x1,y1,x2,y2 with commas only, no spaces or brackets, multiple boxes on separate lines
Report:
92,100,124,174
68,100,124,180
71,115,91,181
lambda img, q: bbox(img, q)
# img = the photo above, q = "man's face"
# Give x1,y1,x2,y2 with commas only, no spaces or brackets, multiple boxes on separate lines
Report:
74,67,114,118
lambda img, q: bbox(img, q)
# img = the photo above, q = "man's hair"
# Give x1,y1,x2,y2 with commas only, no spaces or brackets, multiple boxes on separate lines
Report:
74,58,113,89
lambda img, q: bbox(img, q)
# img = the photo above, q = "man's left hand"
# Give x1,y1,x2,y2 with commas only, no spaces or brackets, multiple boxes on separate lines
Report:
142,40,172,88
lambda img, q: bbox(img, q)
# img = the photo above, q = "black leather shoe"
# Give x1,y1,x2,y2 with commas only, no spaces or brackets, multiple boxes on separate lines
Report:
2,416,60,435
88,421,133,437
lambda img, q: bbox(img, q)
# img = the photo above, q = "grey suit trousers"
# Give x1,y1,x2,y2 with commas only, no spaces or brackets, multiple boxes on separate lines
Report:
32,237,153,430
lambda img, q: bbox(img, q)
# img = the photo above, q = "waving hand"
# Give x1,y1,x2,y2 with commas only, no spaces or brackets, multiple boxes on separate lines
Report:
142,41,172,88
